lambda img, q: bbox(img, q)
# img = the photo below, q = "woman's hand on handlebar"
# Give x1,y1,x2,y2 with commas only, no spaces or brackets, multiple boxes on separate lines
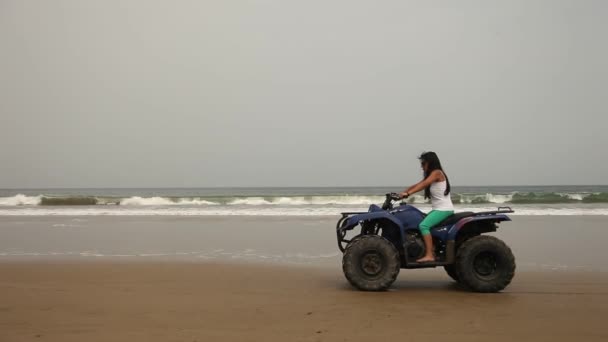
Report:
389,192,403,201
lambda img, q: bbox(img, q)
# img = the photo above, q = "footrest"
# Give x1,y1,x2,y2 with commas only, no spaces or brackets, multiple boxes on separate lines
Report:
405,261,450,268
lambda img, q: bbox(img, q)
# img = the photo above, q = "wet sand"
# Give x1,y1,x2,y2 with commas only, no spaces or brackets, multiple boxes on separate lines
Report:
1,215,608,271
1,261,607,342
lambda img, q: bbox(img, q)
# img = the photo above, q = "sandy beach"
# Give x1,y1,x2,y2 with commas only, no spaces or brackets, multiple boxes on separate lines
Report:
1,262,607,342
1,215,607,341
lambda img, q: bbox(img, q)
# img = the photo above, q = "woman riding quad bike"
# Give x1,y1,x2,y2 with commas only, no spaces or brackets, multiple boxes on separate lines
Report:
335,152,516,292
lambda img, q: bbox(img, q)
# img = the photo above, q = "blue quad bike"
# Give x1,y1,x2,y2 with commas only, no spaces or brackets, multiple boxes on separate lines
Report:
336,193,516,292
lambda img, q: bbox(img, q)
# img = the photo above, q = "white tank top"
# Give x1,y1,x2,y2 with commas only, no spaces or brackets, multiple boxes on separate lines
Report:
430,180,454,211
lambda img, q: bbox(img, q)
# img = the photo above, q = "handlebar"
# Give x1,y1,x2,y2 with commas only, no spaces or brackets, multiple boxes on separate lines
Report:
389,192,402,201
382,193,403,210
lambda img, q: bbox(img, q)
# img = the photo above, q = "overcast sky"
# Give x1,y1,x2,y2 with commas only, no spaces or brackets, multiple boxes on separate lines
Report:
1,0,606,188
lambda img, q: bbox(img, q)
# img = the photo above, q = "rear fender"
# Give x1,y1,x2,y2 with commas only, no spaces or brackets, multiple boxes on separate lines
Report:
447,214,511,240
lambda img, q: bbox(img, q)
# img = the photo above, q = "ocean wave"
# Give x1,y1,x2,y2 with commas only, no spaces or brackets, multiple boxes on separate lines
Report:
306,196,384,205
1,192,607,207
451,193,513,204
120,196,175,206
0,194,42,206
41,196,99,206
228,196,385,206
228,197,272,205
581,193,608,203
119,196,219,206
449,192,606,204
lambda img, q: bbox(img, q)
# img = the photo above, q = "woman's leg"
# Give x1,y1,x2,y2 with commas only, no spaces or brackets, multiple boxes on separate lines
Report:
417,210,454,262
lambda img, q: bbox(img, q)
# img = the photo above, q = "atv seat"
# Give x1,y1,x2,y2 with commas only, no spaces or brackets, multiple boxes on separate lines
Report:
436,211,475,227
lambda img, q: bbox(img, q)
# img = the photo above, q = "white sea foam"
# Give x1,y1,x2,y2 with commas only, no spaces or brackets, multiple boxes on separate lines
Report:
228,196,385,206
119,196,218,206
304,196,383,205
455,193,513,204
0,194,42,206
112,193,596,206
271,197,309,205
176,198,218,205
120,196,174,206
328,196,383,205
562,193,586,201
228,197,271,205
486,194,514,203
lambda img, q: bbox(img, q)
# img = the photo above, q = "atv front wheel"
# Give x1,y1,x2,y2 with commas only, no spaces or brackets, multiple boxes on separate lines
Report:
455,236,515,293
342,235,400,291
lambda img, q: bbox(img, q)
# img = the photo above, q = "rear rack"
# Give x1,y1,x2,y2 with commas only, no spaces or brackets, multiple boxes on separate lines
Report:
471,206,514,216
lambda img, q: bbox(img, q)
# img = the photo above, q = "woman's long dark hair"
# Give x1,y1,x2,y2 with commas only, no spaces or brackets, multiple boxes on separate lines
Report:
419,151,450,199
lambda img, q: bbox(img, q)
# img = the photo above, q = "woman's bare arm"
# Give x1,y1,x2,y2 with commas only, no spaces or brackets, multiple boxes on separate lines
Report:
400,170,443,198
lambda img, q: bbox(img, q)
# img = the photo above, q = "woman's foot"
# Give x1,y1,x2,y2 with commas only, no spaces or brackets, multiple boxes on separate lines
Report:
417,234,435,263
416,255,435,263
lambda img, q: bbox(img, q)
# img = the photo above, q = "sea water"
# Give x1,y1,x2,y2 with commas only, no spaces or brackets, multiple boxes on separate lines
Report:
1,186,607,216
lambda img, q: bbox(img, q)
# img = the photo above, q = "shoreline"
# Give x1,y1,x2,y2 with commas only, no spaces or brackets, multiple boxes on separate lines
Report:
2,215,608,271
0,216,608,272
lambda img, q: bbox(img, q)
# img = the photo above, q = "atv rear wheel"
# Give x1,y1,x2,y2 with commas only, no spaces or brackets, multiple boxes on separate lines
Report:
444,264,459,282
455,236,515,293
342,235,400,291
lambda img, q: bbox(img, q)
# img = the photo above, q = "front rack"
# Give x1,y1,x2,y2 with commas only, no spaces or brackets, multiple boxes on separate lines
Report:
340,211,367,218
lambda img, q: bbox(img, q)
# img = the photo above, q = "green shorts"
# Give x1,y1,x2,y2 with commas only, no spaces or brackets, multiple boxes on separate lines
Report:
419,210,454,236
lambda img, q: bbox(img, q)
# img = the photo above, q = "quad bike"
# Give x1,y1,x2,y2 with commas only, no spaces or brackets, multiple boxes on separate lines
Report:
336,193,516,292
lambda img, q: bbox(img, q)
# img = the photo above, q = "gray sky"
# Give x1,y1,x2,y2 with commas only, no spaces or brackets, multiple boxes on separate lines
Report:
1,0,607,188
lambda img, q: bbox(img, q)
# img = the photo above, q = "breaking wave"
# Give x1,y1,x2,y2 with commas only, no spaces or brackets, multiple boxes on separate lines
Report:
1,192,607,207
450,192,608,204
119,197,218,206
0,194,42,206
227,196,384,206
